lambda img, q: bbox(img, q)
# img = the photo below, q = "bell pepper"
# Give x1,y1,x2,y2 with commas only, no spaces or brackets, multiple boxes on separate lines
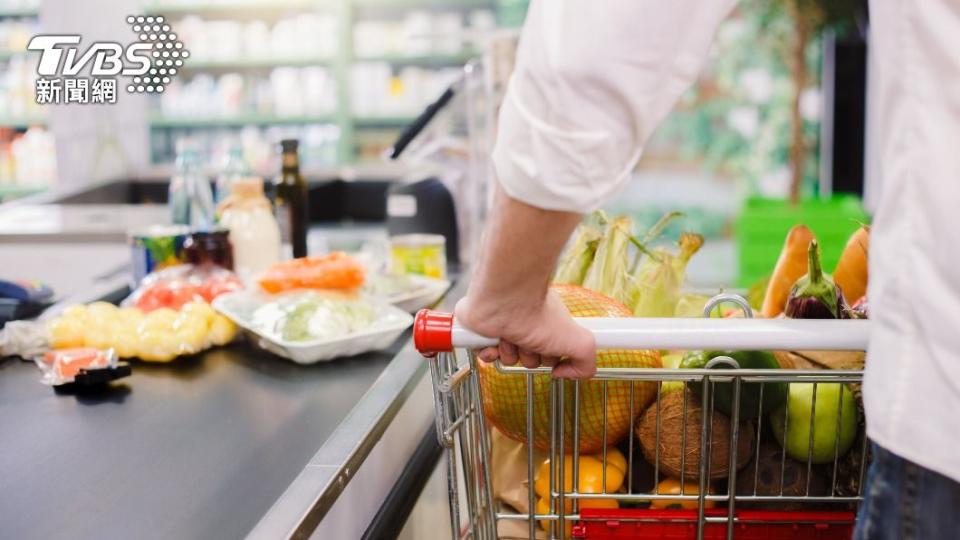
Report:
534,448,626,532
649,478,716,510
680,349,787,419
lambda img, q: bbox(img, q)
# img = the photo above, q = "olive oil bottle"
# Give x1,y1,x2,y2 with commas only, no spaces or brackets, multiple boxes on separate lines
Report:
273,139,309,258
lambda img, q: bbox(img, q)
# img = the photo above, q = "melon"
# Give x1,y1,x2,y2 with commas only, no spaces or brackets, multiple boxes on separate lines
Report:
478,285,660,453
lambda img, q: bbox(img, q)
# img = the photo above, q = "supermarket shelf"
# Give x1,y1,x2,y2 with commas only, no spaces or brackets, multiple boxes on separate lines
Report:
0,116,47,129
181,57,332,70
0,184,46,200
143,0,317,17
353,116,414,128
0,6,39,18
354,51,476,66
149,114,336,128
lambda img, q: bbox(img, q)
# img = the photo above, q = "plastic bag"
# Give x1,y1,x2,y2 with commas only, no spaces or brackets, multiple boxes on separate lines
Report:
124,264,243,312
34,347,130,386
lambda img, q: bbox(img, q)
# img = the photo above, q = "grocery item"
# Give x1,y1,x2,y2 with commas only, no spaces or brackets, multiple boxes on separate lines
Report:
129,225,192,284
833,225,869,305
252,292,377,342
551,211,698,318
219,178,282,278
626,232,703,317
258,252,366,294
770,382,858,464
390,234,447,279
48,300,237,363
784,240,849,319
761,224,815,318
735,442,829,509
273,139,309,258
35,348,130,387
659,353,686,394
182,228,234,270
680,350,787,419
636,390,754,481
648,478,715,510
533,449,627,499
213,289,412,363
169,144,216,228
128,264,243,312
533,450,625,534
478,285,660,453
582,216,633,302
553,215,604,285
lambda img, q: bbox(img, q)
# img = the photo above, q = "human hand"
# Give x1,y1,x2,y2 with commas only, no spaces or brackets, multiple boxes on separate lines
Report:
454,289,597,379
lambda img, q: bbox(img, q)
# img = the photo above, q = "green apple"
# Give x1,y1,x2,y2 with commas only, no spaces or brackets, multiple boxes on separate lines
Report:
770,383,858,464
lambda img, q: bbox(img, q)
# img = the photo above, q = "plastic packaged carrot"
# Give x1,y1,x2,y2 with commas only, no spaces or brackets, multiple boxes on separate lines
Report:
258,252,366,294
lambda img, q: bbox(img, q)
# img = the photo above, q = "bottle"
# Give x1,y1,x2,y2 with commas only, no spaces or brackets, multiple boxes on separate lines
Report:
169,144,215,228
215,142,250,208
272,139,309,258
219,178,281,278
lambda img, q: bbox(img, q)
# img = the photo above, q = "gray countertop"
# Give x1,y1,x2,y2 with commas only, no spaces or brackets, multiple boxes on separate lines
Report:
0,333,411,540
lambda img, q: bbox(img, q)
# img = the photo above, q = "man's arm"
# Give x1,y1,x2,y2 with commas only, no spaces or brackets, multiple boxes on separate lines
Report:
455,186,596,378
458,0,736,377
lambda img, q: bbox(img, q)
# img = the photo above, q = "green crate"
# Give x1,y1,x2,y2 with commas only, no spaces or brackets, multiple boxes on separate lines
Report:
736,195,869,287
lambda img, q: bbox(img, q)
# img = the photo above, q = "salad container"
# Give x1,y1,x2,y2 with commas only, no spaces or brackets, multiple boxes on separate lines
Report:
213,290,414,364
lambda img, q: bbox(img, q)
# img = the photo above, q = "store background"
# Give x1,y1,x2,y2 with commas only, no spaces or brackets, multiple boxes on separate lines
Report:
0,0,868,290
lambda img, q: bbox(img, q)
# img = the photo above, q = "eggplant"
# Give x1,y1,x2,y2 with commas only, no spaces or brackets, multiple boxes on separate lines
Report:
784,240,849,319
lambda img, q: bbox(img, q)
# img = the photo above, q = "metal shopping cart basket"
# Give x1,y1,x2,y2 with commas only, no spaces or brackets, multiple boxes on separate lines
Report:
413,294,872,540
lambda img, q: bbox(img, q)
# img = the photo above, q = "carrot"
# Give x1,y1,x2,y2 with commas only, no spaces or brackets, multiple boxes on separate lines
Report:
259,252,366,294
833,226,869,305
761,225,815,318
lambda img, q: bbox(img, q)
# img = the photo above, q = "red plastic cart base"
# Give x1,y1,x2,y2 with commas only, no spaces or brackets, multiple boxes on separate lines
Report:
571,508,856,539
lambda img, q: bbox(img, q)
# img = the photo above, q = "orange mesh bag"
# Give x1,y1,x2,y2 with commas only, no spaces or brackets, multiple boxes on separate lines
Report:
479,285,661,453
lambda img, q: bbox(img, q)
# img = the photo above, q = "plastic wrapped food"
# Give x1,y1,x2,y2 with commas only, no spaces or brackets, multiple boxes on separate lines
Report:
125,264,243,312
48,300,237,363
258,252,366,294
35,348,131,386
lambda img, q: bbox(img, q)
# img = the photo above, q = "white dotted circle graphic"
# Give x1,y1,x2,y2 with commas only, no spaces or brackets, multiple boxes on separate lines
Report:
125,14,190,94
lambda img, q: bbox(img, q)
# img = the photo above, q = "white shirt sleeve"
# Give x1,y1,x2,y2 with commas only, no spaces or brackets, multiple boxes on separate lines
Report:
493,0,737,212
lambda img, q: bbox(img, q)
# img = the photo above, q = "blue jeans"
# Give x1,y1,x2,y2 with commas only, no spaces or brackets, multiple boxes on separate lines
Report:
854,443,960,540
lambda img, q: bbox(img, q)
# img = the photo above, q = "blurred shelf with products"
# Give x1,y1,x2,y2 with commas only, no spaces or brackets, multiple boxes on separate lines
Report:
144,0,499,167
0,0,53,201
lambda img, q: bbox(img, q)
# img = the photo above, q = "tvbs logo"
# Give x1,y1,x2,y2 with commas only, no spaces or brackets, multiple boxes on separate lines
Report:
27,15,188,104
28,35,153,77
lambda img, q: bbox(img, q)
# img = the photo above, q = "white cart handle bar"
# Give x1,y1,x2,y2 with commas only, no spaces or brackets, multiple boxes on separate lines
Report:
413,310,871,356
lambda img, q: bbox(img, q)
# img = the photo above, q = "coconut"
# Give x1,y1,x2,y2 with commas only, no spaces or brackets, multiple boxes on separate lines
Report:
736,442,829,509
636,390,754,480
479,285,660,453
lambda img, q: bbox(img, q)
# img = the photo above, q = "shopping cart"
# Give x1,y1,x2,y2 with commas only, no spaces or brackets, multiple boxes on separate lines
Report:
414,294,872,540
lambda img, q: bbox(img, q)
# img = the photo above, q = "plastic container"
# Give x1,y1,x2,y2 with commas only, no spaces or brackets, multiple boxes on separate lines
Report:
735,195,868,286
212,290,413,364
391,233,447,279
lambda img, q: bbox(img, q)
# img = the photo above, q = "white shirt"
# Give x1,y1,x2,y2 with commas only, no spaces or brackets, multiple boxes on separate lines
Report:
493,0,960,483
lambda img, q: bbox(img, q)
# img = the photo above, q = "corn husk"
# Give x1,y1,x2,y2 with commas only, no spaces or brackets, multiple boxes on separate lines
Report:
553,212,606,285
581,216,634,303
627,233,704,317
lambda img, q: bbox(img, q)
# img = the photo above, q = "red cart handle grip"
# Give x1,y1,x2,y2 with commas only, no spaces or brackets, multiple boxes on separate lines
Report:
414,309,454,357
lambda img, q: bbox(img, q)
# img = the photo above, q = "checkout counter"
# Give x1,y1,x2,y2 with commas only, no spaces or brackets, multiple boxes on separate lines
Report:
0,176,459,539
